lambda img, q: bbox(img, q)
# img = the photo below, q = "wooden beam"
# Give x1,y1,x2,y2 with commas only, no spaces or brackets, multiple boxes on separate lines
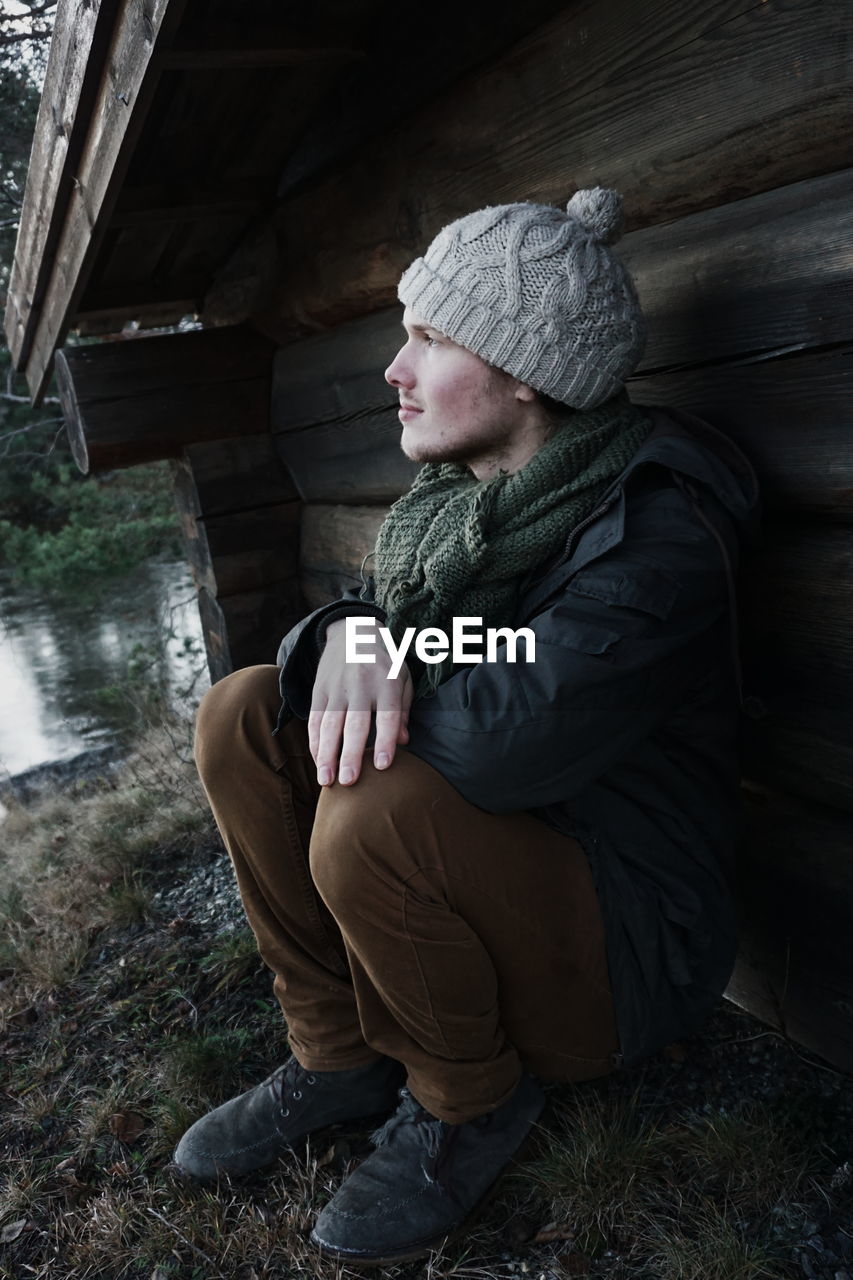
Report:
257,0,853,340
74,303,199,336
3,0,122,371
19,0,192,402
157,45,362,71
180,502,301,599
272,308,401,435
108,190,263,229
55,325,274,473
275,410,418,504
74,281,207,318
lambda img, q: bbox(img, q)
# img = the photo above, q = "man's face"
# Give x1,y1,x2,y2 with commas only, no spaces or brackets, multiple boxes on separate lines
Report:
384,308,533,475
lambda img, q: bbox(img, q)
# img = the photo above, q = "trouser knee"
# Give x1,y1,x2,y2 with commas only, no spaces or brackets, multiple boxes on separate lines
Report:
194,664,281,789
308,753,429,918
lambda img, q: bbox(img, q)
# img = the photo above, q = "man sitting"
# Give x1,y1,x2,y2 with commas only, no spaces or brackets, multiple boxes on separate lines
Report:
174,187,760,1265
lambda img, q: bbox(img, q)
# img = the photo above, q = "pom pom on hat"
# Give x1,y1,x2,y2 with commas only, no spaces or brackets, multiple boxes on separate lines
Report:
565,186,625,245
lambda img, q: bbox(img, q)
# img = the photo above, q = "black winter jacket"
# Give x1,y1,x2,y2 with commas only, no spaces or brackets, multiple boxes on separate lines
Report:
275,405,762,1068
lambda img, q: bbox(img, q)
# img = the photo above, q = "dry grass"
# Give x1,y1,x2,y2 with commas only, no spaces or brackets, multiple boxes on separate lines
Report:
1,715,851,1280
0,720,210,1007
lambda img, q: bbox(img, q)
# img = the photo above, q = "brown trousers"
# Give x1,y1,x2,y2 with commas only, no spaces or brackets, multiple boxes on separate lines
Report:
194,665,620,1123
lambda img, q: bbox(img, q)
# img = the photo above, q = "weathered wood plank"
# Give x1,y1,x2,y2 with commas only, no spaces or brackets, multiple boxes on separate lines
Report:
258,0,853,339
202,505,300,599
172,433,303,681
56,325,274,472
738,523,853,814
272,306,853,516
270,169,853,434
299,505,389,609
3,0,121,369
205,581,304,678
623,168,853,370
176,495,301,600
274,411,418,504
631,347,853,520
272,307,400,433
196,586,233,684
22,0,192,400
728,783,853,1072
177,437,299,518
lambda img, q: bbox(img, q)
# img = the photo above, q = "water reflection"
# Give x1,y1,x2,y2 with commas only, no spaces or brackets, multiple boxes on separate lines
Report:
0,559,208,779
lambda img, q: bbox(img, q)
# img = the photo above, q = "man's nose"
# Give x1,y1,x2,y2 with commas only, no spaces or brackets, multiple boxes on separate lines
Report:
385,346,413,388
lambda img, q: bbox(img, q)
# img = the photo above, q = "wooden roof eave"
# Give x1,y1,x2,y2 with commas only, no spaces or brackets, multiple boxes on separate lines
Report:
4,0,195,404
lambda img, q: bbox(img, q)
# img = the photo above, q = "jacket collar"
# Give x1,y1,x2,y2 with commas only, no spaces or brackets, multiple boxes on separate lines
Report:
522,402,763,596
621,405,763,547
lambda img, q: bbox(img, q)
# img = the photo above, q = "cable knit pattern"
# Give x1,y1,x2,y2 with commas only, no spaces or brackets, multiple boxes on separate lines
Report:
397,188,645,409
373,390,652,696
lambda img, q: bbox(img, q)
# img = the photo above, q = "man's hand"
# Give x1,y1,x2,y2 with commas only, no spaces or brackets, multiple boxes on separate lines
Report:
309,618,414,786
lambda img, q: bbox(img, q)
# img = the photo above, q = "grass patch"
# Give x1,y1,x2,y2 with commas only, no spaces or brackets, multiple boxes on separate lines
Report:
523,1087,833,1277
201,928,263,992
161,1029,256,1101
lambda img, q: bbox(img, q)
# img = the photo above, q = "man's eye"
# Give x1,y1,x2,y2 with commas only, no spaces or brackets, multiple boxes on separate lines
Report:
423,333,439,346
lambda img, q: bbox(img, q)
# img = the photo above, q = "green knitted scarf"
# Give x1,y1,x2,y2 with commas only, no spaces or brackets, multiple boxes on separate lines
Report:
372,389,652,697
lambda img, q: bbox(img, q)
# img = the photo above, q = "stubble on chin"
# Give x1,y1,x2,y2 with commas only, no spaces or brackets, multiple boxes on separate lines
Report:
400,421,498,469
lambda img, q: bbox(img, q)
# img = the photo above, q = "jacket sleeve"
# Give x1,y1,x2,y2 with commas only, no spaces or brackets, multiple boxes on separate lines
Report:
404,483,735,812
275,580,386,719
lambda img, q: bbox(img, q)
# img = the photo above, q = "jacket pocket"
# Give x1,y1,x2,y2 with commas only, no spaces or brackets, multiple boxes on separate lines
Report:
567,561,679,620
566,620,624,657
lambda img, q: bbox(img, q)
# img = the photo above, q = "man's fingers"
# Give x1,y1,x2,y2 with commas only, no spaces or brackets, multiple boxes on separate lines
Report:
373,704,404,769
314,705,346,785
337,708,373,785
307,693,329,765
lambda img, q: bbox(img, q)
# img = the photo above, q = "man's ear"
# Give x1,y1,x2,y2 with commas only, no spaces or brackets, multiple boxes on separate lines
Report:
513,381,538,403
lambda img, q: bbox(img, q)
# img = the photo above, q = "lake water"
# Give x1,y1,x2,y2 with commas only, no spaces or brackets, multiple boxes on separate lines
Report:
0,559,208,781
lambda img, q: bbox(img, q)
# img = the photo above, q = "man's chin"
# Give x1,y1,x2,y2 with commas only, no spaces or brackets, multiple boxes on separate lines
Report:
401,435,467,467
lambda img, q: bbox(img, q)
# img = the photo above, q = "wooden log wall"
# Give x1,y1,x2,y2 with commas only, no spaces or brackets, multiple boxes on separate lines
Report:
265,0,853,1070
53,323,305,681
251,0,852,343
56,325,275,472
171,435,303,682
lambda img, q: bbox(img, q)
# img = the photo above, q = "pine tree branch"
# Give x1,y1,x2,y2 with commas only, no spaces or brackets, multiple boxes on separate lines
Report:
0,29,54,47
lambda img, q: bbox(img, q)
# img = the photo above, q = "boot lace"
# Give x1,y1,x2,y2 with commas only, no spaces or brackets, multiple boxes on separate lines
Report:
370,1087,470,1193
268,1058,317,1119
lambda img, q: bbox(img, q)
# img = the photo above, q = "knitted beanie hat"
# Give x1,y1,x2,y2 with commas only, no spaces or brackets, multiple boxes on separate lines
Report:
397,187,646,409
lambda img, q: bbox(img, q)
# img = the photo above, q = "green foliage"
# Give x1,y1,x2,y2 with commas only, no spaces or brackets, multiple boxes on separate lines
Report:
0,57,41,294
1,25,185,592
0,459,182,590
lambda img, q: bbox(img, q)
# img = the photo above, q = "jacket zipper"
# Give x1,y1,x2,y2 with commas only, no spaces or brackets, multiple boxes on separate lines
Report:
562,490,620,561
